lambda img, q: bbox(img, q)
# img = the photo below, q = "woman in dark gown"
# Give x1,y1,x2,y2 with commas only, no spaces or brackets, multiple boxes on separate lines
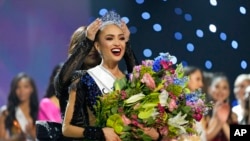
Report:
36,15,138,141
62,11,161,141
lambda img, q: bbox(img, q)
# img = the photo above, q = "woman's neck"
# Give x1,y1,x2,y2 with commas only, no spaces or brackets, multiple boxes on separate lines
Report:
101,61,124,79
19,100,30,115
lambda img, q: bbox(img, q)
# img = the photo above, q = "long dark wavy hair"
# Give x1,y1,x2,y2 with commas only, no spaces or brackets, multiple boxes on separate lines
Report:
44,63,63,98
5,72,39,130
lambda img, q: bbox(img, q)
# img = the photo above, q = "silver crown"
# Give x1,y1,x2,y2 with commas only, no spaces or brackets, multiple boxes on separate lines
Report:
100,11,122,28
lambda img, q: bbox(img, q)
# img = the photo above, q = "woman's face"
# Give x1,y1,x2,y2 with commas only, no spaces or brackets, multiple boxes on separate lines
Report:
95,24,126,63
210,78,230,102
16,78,33,102
83,47,101,69
234,80,250,101
188,70,203,92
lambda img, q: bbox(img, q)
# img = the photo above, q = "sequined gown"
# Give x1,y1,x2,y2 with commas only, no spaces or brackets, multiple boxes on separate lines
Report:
36,34,138,141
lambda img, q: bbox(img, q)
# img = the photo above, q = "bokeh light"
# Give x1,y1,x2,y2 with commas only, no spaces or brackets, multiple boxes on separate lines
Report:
219,32,227,41
205,60,213,69
196,29,204,38
136,0,144,4
141,12,151,20
99,8,108,16
174,8,183,15
143,48,152,57
184,13,192,21
239,6,247,15
241,60,247,69
153,24,162,32
121,17,129,24
231,40,238,49
174,32,183,40
209,24,217,33
129,26,138,34
210,0,217,6
186,43,195,52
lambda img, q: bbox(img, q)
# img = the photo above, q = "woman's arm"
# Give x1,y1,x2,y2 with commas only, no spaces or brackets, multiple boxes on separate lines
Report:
62,84,84,137
222,122,230,140
0,112,7,139
54,37,94,96
205,116,223,141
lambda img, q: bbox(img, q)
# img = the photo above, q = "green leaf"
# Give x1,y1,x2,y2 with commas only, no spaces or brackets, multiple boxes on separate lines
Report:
111,106,118,114
122,126,132,132
138,108,154,119
166,84,183,96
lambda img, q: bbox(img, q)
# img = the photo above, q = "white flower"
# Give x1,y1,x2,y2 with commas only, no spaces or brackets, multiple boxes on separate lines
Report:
151,108,160,119
168,112,188,134
125,93,145,104
159,90,169,106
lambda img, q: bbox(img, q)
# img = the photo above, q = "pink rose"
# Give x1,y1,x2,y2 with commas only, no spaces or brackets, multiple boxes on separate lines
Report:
141,73,156,90
121,114,131,125
168,99,177,111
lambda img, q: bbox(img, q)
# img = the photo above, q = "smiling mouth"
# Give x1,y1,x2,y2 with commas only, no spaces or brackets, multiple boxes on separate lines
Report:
111,48,121,56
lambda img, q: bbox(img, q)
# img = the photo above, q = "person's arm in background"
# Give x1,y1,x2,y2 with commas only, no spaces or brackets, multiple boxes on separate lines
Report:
54,19,101,97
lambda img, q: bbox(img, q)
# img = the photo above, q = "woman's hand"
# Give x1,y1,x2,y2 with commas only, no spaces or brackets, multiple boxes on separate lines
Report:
86,18,102,41
215,102,230,123
142,127,160,140
25,120,35,139
102,127,121,141
121,21,130,42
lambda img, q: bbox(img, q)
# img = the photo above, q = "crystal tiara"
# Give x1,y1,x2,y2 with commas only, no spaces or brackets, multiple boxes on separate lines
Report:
100,10,122,28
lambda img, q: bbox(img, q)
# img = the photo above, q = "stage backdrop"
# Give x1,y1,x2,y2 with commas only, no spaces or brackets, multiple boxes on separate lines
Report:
1,0,250,106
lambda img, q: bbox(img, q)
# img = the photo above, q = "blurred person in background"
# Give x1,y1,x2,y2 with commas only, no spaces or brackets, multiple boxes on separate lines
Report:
179,66,206,141
232,73,250,124
37,63,63,123
203,73,237,141
0,72,39,141
243,85,250,124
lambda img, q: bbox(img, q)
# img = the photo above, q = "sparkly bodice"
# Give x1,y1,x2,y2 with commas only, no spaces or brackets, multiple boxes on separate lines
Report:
80,73,102,114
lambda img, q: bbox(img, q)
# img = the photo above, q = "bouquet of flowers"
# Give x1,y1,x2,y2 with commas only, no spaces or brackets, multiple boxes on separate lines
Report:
94,52,212,140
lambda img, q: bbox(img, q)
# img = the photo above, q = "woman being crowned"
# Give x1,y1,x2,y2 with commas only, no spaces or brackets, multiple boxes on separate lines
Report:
62,11,162,141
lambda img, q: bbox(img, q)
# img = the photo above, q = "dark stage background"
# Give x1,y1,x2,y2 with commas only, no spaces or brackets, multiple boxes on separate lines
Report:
0,0,249,106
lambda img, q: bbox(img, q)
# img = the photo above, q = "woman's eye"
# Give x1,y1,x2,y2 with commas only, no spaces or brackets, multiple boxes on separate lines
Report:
120,37,125,40
106,37,113,40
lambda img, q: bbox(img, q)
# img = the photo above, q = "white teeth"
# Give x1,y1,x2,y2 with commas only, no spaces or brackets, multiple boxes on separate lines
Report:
111,48,121,52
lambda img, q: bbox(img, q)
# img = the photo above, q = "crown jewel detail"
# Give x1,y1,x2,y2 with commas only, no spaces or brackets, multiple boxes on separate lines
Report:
100,11,122,27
